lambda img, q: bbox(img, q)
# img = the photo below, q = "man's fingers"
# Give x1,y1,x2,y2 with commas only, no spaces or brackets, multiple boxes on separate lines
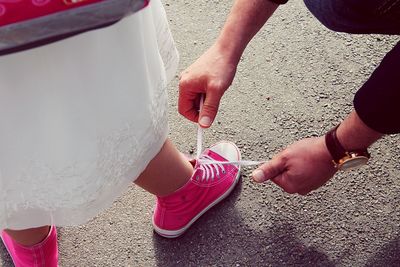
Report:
179,75,227,127
297,190,310,196
252,155,287,183
252,154,300,194
198,83,224,128
178,77,203,123
178,95,199,123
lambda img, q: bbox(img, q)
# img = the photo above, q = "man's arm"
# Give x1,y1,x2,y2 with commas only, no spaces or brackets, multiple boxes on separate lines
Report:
214,0,280,67
354,42,400,135
179,0,281,127
252,109,383,195
252,42,400,194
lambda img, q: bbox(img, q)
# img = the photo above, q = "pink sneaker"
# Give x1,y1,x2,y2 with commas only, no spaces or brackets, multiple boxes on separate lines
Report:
1,226,59,267
153,141,241,238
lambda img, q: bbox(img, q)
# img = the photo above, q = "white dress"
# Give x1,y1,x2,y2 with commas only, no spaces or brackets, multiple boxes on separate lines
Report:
0,0,178,230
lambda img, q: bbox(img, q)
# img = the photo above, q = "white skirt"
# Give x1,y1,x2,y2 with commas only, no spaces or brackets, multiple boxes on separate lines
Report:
0,0,178,230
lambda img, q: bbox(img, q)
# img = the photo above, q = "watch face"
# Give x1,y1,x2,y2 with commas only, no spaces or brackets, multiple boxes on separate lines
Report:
339,156,369,171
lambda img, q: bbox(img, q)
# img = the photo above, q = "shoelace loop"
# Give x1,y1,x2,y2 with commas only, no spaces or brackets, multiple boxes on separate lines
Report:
195,155,225,181
196,95,265,171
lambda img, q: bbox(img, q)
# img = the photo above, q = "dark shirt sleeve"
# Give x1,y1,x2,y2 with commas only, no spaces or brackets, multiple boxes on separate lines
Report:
354,42,400,134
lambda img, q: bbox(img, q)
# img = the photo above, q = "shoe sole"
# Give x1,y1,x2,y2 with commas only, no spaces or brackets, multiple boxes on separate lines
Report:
152,141,241,238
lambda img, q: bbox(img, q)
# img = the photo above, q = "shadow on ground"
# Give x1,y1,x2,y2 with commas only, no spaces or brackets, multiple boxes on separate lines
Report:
152,180,334,267
2,179,400,266
365,236,400,267
0,240,11,267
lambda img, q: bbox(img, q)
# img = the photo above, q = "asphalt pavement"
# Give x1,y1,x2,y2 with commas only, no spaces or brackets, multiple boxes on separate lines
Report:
1,0,399,266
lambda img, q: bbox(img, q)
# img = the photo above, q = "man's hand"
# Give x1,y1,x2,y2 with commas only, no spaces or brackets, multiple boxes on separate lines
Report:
178,0,278,128
251,110,383,195
178,44,237,128
252,136,337,195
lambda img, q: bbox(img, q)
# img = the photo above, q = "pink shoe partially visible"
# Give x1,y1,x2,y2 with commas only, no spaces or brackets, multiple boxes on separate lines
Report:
1,226,59,267
153,141,241,238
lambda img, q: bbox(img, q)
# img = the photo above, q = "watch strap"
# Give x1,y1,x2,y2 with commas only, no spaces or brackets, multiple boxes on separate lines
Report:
325,125,346,163
325,125,371,166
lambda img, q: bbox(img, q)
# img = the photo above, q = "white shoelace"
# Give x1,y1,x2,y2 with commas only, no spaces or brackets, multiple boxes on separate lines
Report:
195,155,226,181
195,95,265,180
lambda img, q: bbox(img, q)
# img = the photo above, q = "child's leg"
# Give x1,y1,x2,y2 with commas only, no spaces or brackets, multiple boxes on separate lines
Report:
137,138,241,238
134,139,194,196
4,226,50,246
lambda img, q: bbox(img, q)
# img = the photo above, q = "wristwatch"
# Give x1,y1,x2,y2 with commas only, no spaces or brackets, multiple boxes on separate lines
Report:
325,125,370,170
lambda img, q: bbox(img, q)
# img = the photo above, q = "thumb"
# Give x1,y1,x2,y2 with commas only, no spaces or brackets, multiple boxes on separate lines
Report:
198,91,223,128
252,156,286,183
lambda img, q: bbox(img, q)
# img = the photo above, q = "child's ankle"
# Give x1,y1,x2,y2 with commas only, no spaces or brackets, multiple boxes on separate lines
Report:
5,225,51,246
